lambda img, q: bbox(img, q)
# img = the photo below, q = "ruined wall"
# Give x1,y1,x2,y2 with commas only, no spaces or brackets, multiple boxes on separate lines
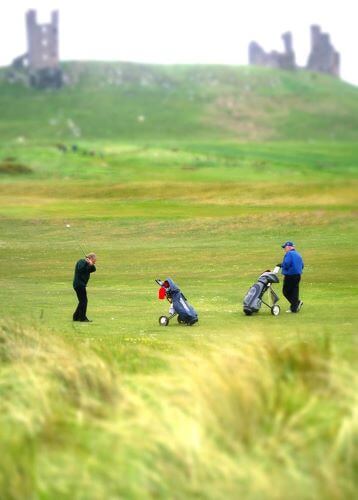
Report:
249,26,340,78
307,25,340,77
248,32,295,71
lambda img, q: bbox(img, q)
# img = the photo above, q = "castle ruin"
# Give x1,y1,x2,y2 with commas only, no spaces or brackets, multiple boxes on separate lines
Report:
249,26,340,78
11,10,62,89
249,32,295,71
306,25,340,77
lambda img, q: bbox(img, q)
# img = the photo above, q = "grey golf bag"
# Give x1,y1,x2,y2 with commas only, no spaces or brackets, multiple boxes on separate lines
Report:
243,266,281,316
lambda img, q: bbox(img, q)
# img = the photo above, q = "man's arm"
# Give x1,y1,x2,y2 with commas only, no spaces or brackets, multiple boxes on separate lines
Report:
85,258,96,272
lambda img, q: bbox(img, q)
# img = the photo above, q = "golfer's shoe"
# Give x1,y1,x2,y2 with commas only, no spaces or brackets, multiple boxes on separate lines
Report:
297,300,304,312
286,309,292,313
80,318,92,322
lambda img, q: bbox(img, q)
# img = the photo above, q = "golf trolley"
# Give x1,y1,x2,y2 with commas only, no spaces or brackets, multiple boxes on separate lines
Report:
156,278,198,326
243,265,281,316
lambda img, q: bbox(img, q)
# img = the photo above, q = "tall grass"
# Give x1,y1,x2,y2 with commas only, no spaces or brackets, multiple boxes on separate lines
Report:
0,322,356,499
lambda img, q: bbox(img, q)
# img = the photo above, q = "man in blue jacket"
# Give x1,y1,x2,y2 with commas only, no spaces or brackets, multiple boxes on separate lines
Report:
280,241,304,313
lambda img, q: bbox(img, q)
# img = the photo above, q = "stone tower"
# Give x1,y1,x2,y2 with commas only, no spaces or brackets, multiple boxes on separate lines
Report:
11,9,62,88
26,10,59,70
306,25,340,77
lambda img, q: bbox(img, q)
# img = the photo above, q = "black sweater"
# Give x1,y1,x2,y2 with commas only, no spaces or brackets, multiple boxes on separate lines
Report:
73,259,96,288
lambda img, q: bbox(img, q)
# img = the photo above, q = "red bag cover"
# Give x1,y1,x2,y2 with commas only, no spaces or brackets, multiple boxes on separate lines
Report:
158,287,166,300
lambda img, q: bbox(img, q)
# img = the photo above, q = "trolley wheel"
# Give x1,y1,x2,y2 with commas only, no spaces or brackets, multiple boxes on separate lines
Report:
244,310,253,316
159,316,169,326
177,316,185,324
271,305,280,316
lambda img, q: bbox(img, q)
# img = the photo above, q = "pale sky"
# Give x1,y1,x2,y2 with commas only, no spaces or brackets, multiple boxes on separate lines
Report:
1,0,357,85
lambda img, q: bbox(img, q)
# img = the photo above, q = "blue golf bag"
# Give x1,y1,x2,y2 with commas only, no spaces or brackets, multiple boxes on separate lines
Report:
156,278,198,326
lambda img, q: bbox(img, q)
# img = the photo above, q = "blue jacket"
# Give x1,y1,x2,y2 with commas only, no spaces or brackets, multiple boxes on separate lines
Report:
282,249,304,276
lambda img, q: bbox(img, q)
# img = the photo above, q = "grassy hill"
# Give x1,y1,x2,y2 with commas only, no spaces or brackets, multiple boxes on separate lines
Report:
0,61,358,141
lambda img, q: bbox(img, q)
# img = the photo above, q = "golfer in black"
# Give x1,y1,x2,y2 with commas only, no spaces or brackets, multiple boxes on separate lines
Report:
280,241,304,313
73,253,97,322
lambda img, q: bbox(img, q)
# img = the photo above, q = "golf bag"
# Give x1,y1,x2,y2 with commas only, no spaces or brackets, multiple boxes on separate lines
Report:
243,266,281,316
156,278,198,326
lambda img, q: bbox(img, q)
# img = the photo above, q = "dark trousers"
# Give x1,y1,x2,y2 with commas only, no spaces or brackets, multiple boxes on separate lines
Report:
73,286,88,321
282,275,301,312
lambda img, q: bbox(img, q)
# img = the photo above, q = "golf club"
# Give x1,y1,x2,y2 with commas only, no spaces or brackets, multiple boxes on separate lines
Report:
64,223,88,257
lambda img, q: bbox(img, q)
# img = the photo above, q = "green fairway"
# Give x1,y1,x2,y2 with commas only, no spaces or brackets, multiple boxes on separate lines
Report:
0,63,357,499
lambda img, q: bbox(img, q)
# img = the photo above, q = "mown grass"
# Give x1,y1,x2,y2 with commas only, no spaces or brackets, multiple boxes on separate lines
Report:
0,139,356,497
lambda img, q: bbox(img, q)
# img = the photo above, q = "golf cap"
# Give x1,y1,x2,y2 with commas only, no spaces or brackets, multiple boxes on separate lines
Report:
281,241,295,248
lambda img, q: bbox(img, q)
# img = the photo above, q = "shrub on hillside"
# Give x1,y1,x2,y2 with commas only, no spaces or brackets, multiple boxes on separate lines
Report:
0,160,32,175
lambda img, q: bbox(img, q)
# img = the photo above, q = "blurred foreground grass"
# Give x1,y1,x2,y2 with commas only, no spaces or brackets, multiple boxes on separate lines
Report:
0,323,356,499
